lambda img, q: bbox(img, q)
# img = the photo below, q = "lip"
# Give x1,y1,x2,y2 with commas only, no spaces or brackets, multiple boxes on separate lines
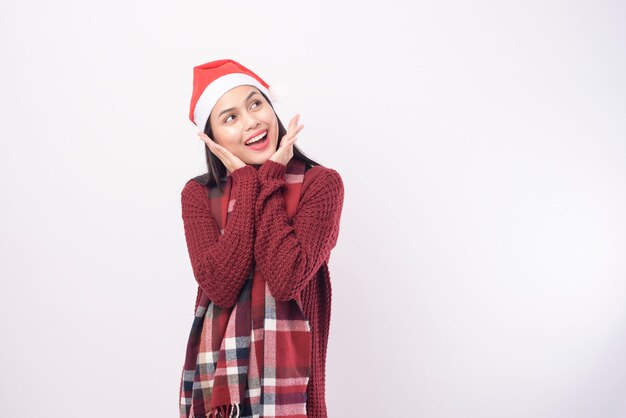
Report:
246,131,270,151
245,129,267,143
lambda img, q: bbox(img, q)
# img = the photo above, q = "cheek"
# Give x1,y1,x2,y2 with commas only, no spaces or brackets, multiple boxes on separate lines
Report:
265,114,278,140
213,126,240,146
270,125,278,148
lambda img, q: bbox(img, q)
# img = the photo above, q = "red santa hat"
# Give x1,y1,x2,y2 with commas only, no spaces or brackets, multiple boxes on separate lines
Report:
189,59,283,132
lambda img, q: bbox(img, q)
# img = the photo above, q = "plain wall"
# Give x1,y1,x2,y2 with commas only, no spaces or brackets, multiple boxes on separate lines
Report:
1,0,625,417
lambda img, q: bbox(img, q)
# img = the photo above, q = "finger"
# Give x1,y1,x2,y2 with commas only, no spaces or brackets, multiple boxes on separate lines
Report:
284,125,304,146
288,114,300,132
292,124,304,137
280,133,296,148
280,135,298,151
210,141,222,153
208,141,241,169
199,133,225,155
198,132,214,148
285,117,304,135
215,144,238,162
211,144,230,163
199,133,227,162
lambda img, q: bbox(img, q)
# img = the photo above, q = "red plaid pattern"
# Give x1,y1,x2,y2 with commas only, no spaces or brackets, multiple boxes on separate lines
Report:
179,159,311,417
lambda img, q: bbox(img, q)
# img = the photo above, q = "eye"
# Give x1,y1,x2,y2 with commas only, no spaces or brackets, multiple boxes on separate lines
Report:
224,114,235,123
250,100,262,109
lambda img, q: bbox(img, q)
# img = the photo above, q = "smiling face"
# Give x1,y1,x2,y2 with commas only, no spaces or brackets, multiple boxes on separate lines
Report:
208,85,279,167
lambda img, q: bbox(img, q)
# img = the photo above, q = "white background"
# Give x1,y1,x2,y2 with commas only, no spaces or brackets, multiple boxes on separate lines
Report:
1,1,625,417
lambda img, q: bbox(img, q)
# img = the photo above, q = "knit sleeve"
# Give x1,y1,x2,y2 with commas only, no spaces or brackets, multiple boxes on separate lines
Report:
181,165,260,308
254,159,344,302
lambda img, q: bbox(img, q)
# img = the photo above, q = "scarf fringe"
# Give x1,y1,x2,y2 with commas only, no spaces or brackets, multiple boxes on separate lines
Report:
206,403,240,418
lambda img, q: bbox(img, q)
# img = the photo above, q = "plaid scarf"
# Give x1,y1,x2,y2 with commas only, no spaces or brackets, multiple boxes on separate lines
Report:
179,158,312,418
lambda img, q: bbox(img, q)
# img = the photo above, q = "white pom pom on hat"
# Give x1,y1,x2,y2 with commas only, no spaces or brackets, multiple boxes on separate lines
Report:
268,83,288,103
189,59,285,132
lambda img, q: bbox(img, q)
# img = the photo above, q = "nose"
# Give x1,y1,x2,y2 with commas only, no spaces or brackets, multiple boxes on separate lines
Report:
244,112,260,130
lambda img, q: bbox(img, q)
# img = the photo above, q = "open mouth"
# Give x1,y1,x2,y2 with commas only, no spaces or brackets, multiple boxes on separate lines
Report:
245,130,269,149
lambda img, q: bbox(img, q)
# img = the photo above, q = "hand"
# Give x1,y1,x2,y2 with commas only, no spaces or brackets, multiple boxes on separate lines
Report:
197,132,247,173
269,114,304,166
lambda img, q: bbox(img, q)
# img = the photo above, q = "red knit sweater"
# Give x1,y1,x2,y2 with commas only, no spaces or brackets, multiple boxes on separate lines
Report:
181,159,344,418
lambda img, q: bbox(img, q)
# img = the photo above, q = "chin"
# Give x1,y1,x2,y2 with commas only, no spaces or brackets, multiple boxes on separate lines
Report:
244,154,270,166
245,144,277,166
248,159,267,166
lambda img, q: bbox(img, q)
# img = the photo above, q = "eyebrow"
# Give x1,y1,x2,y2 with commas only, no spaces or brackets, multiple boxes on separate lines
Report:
217,90,259,118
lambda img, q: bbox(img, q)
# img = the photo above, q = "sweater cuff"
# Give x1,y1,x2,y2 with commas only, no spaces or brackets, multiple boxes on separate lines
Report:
230,164,258,183
259,159,287,180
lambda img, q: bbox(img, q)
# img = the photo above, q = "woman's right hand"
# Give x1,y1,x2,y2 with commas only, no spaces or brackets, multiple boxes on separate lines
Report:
198,132,247,173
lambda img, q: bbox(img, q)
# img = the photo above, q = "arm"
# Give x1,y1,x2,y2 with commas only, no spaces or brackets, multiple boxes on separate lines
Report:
254,159,345,302
181,165,260,308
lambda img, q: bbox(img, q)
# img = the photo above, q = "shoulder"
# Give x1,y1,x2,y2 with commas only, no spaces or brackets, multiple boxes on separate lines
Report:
181,175,209,204
304,163,343,185
302,164,344,201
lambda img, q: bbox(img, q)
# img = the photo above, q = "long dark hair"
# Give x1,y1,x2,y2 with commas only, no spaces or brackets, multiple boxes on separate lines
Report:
193,90,321,191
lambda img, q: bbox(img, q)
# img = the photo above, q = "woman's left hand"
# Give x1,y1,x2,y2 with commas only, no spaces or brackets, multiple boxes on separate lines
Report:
269,114,304,166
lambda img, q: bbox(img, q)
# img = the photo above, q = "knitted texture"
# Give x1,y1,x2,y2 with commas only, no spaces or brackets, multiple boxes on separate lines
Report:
181,159,344,418
182,165,260,309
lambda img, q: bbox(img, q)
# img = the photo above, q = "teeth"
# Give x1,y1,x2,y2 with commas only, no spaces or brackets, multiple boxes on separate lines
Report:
246,131,267,145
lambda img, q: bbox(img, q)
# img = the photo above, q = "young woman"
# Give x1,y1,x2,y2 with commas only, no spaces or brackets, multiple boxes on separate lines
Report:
178,59,344,418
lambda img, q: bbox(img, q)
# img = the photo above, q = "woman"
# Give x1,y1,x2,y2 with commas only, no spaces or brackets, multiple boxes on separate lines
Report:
178,59,344,418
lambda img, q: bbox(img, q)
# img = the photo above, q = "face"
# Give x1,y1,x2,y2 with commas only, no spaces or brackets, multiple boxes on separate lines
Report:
208,85,279,167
